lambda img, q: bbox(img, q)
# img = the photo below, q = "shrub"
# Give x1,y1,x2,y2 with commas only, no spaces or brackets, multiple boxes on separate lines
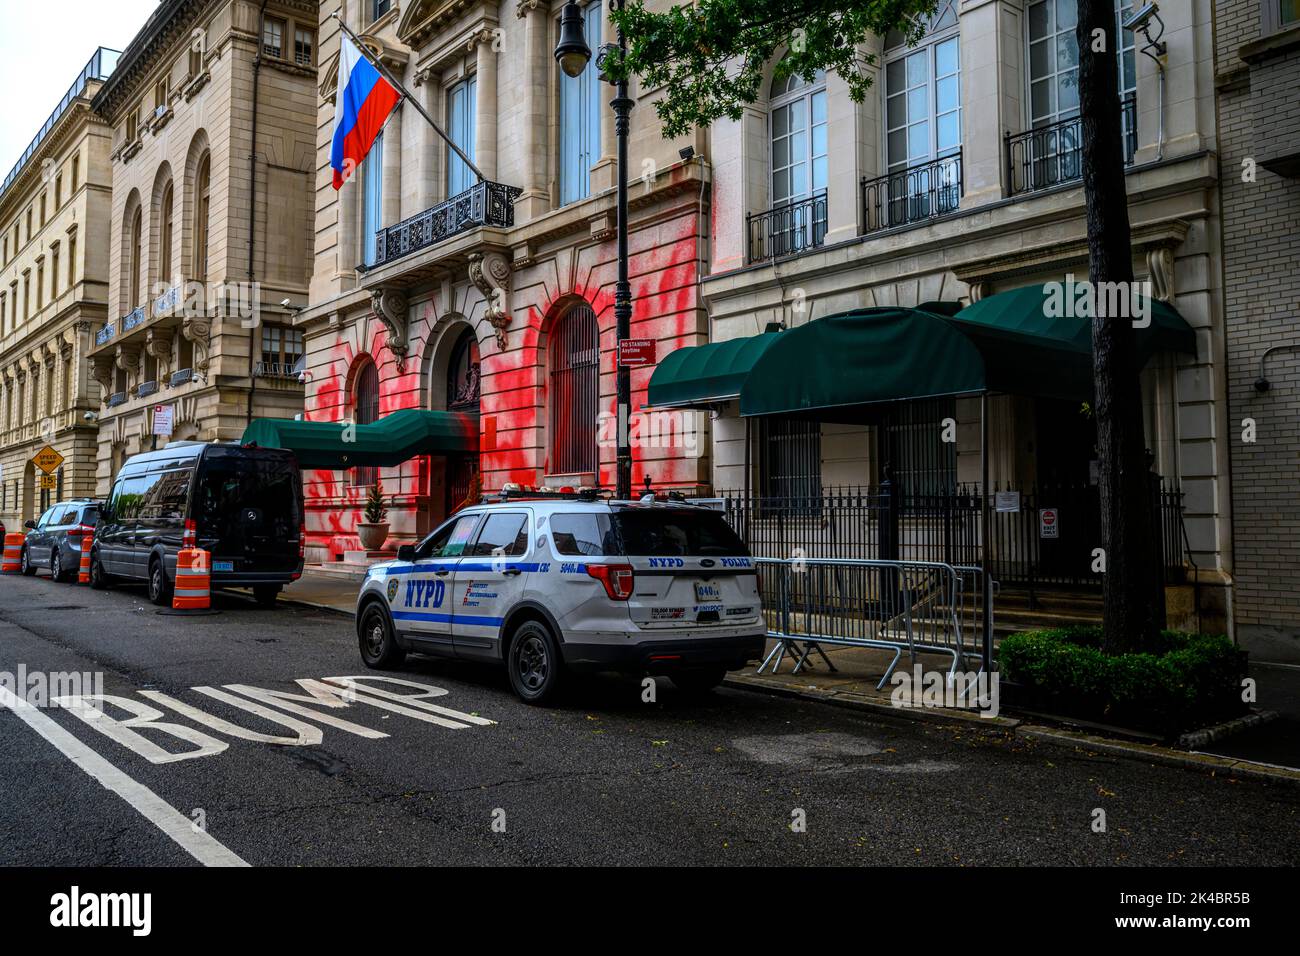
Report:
998,626,1247,735
362,480,390,524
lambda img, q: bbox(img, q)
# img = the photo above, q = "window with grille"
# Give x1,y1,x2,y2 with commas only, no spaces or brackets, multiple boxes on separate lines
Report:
262,17,284,58
260,324,304,377
548,304,599,476
759,418,822,513
352,361,380,487
880,397,957,502
294,28,314,66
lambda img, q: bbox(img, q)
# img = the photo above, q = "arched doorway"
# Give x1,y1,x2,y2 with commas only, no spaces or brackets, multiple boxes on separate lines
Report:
351,359,380,488
21,461,35,524
442,328,480,513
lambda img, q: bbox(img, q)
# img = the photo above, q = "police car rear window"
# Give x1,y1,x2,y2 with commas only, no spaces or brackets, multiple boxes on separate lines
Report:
610,510,748,557
550,513,614,556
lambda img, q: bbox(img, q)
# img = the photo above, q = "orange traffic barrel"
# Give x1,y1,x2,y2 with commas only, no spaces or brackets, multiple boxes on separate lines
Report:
2,533,23,574
173,548,211,610
78,546,91,584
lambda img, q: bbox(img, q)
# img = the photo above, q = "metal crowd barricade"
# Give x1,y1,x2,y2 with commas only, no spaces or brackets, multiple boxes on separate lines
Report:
754,557,992,689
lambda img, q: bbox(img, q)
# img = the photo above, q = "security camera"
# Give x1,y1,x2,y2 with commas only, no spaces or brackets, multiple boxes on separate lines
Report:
679,146,695,162
280,297,292,308
1122,2,1159,31
83,411,98,422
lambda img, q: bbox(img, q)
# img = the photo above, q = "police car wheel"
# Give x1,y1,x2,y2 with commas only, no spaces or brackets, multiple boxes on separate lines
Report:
508,621,564,705
359,603,405,669
670,667,727,695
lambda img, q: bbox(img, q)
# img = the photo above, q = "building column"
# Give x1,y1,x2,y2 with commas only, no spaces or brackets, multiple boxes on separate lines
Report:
517,0,550,220
416,71,441,208
381,102,403,229
958,0,1009,206
475,33,499,182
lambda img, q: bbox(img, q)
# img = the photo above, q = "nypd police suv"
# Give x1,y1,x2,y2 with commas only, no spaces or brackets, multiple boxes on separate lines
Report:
355,490,767,704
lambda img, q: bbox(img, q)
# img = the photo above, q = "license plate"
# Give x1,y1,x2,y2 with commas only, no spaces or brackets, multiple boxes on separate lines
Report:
213,560,234,572
694,581,721,602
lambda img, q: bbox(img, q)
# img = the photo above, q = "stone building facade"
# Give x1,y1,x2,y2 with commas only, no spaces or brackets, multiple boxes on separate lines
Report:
1215,0,1300,662
689,0,1236,636
87,0,317,489
0,49,116,532
296,0,710,562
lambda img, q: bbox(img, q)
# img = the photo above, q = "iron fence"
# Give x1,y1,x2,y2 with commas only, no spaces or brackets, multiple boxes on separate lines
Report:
372,180,521,268
1006,93,1137,196
861,151,963,234
719,479,1186,591
746,192,828,263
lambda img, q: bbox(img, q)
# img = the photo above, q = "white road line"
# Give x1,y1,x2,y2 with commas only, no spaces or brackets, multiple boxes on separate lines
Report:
0,686,249,868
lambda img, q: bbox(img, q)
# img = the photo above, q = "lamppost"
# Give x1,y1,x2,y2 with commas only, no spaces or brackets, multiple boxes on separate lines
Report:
555,0,633,500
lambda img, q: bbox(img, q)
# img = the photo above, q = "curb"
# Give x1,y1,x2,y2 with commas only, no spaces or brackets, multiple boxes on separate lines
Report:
1018,724,1300,787
723,674,1022,731
278,596,354,618
1175,709,1277,750
725,674,1300,787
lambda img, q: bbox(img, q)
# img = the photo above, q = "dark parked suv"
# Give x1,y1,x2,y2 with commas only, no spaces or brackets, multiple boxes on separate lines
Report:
20,499,101,581
91,442,305,606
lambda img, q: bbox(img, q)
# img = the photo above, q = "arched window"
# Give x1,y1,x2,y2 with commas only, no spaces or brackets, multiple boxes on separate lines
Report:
769,68,827,254
352,360,380,487
446,329,480,411
129,207,142,310
159,182,174,285
193,153,210,281
548,304,599,477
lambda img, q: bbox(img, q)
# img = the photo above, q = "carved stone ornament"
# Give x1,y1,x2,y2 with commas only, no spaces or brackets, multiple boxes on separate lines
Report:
468,251,512,349
91,354,114,397
370,287,411,367
1146,245,1176,303
146,328,174,382
182,318,212,373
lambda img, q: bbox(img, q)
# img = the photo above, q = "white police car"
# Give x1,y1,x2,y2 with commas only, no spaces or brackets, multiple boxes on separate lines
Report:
355,490,767,704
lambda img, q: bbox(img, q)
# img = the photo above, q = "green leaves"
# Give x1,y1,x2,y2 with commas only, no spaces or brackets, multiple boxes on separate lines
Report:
610,0,940,138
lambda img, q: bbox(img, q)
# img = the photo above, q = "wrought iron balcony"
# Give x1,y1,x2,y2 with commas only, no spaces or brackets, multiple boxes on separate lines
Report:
169,368,194,387
371,180,522,269
106,391,127,408
1006,93,1137,196
747,192,829,263
95,323,115,346
121,305,147,334
136,380,158,398
861,151,963,234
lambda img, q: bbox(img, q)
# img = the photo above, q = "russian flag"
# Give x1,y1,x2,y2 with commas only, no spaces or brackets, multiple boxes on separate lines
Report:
331,36,400,190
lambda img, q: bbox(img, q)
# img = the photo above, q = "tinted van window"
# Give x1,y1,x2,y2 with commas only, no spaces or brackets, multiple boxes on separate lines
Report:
611,510,748,557
195,457,300,535
550,513,614,556
117,474,159,521
142,470,191,522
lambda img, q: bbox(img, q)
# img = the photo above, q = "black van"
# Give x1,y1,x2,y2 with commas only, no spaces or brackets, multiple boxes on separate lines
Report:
91,442,305,606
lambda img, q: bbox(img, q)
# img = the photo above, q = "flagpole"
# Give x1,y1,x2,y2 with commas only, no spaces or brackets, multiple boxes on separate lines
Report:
331,11,486,184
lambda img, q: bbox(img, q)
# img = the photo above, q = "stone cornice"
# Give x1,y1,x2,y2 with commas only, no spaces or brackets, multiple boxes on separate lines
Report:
0,95,101,219
399,0,495,48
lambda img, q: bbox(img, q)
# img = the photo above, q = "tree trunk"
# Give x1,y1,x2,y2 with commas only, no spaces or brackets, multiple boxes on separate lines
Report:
1077,0,1161,653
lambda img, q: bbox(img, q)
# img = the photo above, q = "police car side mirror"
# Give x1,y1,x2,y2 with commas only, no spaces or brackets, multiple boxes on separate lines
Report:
397,544,417,562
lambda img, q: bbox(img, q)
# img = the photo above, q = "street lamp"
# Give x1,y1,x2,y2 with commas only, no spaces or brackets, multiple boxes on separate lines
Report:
555,0,634,500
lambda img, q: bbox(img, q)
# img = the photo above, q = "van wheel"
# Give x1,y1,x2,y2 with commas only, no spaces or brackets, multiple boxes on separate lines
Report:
253,585,280,607
358,603,405,669
670,667,727,695
147,557,172,606
20,546,36,576
89,550,111,590
508,620,564,705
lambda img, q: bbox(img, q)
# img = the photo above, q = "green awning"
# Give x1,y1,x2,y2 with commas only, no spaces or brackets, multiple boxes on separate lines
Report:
646,330,786,409
241,408,478,470
739,288,1196,419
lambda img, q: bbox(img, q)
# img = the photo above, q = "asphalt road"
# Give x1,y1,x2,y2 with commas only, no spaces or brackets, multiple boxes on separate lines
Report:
2,569,1297,867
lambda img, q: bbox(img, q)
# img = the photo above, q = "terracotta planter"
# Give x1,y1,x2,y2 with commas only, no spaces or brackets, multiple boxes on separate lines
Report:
356,522,389,551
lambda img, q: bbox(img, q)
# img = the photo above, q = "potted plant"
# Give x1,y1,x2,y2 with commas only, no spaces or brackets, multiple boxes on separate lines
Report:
357,480,391,551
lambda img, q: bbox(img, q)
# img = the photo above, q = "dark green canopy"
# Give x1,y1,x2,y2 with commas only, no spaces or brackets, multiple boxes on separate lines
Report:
646,329,786,409
736,286,1196,419
241,408,478,470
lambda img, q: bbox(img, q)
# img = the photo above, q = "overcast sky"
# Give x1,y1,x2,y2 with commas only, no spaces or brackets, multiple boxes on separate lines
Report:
0,0,161,179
